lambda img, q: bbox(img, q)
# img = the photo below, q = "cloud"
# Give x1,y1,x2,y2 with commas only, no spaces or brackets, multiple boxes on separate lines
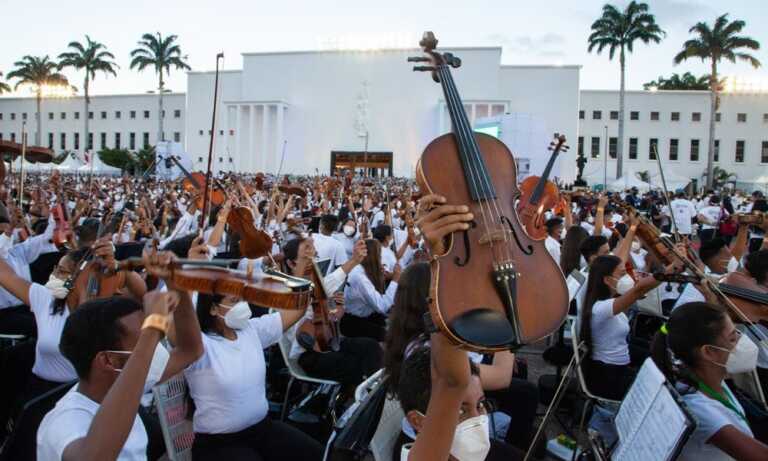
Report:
487,33,566,58
643,0,716,26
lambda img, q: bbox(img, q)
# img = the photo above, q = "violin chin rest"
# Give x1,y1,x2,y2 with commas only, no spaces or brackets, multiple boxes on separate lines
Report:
449,308,517,349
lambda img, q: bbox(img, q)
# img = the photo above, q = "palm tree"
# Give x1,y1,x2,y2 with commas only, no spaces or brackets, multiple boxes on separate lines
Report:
643,72,710,90
129,33,190,144
7,56,70,145
674,14,761,189
588,1,665,178
0,72,11,94
706,166,737,190
59,36,118,159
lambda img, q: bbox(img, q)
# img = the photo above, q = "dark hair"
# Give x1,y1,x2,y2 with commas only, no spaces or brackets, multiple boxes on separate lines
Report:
282,237,302,265
561,225,589,275
752,198,768,213
398,346,480,415
362,239,386,293
162,233,198,258
75,218,101,247
545,217,563,233
579,235,608,262
372,224,392,244
698,238,727,264
580,255,622,358
745,249,768,284
319,214,338,234
383,262,431,396
650,302,727,388
54,247,90,315
196,292,226,334
59,296,142,379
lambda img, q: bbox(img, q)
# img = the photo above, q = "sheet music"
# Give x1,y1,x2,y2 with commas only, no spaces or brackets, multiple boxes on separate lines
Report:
613,359,692,461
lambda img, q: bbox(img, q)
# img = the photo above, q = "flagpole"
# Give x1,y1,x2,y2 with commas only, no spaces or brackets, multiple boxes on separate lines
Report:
19,122,26,208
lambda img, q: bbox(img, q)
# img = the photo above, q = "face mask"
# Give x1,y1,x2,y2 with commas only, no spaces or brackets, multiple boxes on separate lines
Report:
707,333,759,374
396,200,402,208
343,225,356,237
219,301,251,330
631,241,641,253
560,228,567,240
587,216,595,224
45,274,70,299
611,274,635,295
450,414,491,461
727,256,739,273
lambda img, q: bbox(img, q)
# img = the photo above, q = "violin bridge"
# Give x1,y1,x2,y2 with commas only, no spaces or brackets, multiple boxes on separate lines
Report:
493,262,521,344
479,229,512,245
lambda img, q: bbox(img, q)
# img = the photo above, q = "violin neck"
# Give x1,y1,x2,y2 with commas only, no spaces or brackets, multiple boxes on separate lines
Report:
719,284,768,305
437,65,496,201
529,148,561,205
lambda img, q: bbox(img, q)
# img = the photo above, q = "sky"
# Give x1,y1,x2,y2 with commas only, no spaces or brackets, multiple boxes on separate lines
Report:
1,0,767,97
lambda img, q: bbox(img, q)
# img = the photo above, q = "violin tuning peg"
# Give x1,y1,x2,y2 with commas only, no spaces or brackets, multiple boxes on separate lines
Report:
413,66,436,72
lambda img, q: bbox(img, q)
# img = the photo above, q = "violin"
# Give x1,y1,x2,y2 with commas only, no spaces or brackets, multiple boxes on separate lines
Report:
517,134,569,240
277,184,307,198
297,260,341,352
736,212,765,226
227,206,273,259
49,172,71,246
718,271,768,323
411,32,568,351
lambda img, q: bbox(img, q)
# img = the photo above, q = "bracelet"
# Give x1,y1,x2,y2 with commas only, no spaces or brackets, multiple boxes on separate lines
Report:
141,314,169,336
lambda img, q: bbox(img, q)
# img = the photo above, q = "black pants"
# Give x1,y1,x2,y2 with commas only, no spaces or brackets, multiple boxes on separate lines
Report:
0,305,36,337
192,417,323,461
339,313,387,342
485,378,539,451
699,228,717,244
298,337,382,387
583,358,636,401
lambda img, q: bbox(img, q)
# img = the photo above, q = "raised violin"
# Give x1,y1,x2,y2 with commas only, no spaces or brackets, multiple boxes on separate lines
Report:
517,134,568,240
411,32,568,351
297,260,341,352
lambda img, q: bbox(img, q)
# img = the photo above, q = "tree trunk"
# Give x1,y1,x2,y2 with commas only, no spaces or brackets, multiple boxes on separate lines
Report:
84,75,90,163
158,71,165,143
616,47,626,180
35,90,42,146
705,61,718,190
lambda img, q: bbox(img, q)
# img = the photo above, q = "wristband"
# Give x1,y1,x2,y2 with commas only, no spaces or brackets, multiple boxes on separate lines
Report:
141,314,169,336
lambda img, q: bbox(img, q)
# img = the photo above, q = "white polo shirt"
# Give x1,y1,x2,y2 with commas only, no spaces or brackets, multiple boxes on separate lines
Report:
37,386,148,461
29,283,77,383
588,298,630,365
184,312,283,434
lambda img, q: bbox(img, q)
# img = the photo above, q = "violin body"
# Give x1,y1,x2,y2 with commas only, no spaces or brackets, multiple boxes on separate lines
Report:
67,262,126,309
719,272,768,323
516,176,559,240
297,262,340,353
278,184,307,198
227,206,273,259
417,133,568,351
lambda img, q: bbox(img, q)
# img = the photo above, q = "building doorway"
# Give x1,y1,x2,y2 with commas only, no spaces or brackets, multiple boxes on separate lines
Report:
330,151,393,177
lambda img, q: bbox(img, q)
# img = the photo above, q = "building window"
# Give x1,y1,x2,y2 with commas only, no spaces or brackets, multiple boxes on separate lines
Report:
22,113,27,120
762,141,768,164
88,111,94,120
0,113,3,120
669,138,679,161
10,113,16,121
115,133,121,149
608,137,617,159
578,136,584,157
142,132,149,148
198,130,204,136
130,111,136,119
735,140,745,163
100,111,107,120
671,112,680,121
692,112,701,122
592,111,602,120
115,111,121,119
0,133,2,140
609,111,618,120
714,140,720,162
220,130,224,136
74,112,80,120
737,113,747,123
60,133,66,150
690,139,699,161
60,112,66,120
74,132,80,150
48,133,54,149
173,132,181,143
100,132,107,149
10,133,15,142
174,110,181,119
630,111,639,121
591,137,600,159
578,110,584,120
715,113,721,122
161,110,166,118
48,112,54,120
87,133,93,150
198,157,203,163
129,132,136,150
629,138,638,159
649,138,658,160
763,113,768,123
143,111,150,119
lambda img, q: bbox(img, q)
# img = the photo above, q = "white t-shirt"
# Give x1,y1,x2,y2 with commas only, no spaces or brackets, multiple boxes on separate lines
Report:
37,386,148,461
588,298,630,365
184,312,283,434
545,236,561,265
678,383,753,461
312,233,349,274
332,231,358,259
344,265,398,318
29,283,77,382
699,206,725,230
381,245,397,272
670,198,697,235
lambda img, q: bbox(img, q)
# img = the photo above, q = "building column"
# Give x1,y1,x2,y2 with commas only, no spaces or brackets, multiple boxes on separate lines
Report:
247,105,256,173
234,105,242,171
261,104,270,173
276,104,285,173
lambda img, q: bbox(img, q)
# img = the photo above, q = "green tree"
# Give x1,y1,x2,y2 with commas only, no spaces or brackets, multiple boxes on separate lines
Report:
135,145,156,173
637,170,650,183
642,72,710,90
129,33,190,144
0,72,11,94
588,1,665,178
7,56,71,146
58,36,118,160
98,148,134,172
674,14,761,189
706,166,737,189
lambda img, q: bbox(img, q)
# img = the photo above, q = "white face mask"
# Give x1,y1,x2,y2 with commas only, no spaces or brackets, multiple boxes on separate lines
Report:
343,225,356,237
727,256,740,273
707,332,759,374
611,274,635,295
396,200,402,208
450,414,491,461
560,228,567,240
631,241,641,253
45,274,70,299
219,301,251,330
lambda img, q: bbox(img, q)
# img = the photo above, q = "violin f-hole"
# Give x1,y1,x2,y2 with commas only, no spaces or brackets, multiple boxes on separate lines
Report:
501,216,534,255
454,220,477,267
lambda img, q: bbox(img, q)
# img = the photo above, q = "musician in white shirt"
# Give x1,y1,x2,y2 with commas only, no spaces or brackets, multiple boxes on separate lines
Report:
544,217,564,264
698,195,727,243
312,215,348,274
669,192,697,237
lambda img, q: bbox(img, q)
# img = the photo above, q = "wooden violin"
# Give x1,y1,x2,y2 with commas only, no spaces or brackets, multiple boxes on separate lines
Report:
226,206,273,259
517,134,569,240
736,212,765,226
297,260,341,352
411,32,568,351
278,184,307,198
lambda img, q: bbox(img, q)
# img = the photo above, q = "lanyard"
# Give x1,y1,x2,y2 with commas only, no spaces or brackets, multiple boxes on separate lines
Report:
696,380,747,423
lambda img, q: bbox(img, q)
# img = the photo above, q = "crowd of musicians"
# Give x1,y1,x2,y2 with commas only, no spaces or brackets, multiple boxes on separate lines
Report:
0,169,765,461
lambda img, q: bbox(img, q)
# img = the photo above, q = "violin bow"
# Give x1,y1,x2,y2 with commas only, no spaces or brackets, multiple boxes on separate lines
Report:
202,52,225,229
652,143,681,243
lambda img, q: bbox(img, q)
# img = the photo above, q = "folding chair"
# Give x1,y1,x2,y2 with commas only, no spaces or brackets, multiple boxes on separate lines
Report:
153,374,194,461
370,397,405,461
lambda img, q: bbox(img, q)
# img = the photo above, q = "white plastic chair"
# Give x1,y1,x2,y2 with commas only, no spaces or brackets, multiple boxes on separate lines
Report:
153,374,194,461
370,397,405,461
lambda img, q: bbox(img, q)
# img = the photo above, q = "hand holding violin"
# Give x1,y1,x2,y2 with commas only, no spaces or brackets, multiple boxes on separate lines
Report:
416,194,473,256
187,236,209,261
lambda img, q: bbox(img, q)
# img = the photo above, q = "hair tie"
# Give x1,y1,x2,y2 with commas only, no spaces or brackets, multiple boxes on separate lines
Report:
660,323,669,335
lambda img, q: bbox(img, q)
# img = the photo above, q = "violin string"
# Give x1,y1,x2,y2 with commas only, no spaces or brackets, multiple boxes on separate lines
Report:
438,65,499,263
440,66,511,264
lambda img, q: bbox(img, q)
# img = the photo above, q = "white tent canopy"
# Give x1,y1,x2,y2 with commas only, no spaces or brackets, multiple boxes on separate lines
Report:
607,169,651,192
649,169,692,191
